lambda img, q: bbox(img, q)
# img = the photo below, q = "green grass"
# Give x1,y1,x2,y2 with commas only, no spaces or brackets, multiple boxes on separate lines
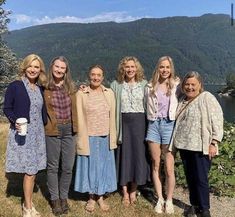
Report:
0,121,185,217
1,120,235,216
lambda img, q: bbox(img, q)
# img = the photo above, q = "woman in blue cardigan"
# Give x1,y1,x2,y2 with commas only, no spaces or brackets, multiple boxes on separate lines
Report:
3,54,47,217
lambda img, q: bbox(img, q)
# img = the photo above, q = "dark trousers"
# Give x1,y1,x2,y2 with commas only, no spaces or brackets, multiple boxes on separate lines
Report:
46,123,76,200
180,150,211,211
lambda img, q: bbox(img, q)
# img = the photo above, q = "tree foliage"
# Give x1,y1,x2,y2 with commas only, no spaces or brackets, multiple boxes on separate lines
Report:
0,0,10,35
0,0,19,115
5,14,235,83
226,73,235,89
0,0,18,80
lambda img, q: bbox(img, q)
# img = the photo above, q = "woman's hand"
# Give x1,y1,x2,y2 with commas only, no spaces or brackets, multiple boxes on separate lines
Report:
15,122,21,133
79,84,87,91
209,144,217,160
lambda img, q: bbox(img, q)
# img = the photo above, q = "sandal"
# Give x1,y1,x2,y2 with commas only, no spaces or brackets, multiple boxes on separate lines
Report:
85,199,96,213
97,197,109,211
122,196,130,207
130,194,137,205
130,197,137,205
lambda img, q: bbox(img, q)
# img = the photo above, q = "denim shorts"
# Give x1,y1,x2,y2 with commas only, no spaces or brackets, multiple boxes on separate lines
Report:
146,117,175,145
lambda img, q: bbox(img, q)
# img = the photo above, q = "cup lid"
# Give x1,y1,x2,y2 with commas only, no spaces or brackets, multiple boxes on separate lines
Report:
16,118,28,124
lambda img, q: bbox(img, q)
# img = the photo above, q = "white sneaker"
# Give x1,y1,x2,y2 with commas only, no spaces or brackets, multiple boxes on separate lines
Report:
31,204,41,217
154,198,165,213
165,200,174,214
22,204,32,217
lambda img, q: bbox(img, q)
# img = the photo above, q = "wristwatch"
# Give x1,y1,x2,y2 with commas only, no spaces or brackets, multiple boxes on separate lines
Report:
210,141,217,146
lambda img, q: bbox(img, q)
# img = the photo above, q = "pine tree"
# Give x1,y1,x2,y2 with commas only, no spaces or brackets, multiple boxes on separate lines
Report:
0,0,10,35
0,0,19,115
0,0,18,80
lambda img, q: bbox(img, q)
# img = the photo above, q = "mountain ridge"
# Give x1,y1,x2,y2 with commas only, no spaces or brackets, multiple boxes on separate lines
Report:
4,14,235,83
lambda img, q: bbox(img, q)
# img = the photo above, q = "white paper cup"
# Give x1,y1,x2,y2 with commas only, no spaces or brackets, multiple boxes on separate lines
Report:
16,118,28,136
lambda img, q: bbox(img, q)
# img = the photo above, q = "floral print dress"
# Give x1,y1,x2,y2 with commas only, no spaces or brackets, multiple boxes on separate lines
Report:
5,78,46,175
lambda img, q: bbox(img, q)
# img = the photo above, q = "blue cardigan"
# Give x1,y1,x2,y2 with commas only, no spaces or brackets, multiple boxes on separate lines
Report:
3,80,47,128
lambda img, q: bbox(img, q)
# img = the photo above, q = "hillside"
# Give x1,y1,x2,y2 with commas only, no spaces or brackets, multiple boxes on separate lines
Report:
4,14,235,82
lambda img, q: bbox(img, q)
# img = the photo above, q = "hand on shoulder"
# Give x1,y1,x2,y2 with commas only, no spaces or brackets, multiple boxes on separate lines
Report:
78,84,88,92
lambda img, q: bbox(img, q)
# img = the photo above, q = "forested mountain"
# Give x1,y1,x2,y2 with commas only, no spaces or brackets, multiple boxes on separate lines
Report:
4,14,235,83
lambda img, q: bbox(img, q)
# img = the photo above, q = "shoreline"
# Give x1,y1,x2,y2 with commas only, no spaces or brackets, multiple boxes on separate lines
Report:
217,87,235,97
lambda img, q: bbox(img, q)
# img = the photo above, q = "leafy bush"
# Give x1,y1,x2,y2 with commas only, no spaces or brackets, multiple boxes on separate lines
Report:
175,121,235,197
226,73,235,89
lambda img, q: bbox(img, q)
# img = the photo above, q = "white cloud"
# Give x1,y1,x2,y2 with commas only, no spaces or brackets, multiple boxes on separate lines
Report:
11,14,33,24
35,12,142,24
10,12,145,29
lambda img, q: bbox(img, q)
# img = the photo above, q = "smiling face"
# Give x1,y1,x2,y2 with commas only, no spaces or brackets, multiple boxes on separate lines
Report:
158,59,171,81
25,59,41,83
89,67,104,89
124,60,137,82
183,77,202,100
52,59,67,82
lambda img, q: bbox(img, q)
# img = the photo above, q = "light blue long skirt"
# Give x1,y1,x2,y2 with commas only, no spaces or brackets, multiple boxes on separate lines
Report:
74,136,117,195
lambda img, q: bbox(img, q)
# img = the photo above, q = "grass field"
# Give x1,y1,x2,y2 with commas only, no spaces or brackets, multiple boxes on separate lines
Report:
0,121,220,217
0,121,189,217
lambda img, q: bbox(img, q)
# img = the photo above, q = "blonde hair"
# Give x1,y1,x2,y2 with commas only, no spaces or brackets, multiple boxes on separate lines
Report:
18,54,47,85
46,56,77,94
150,56,176,96
117,56,145,83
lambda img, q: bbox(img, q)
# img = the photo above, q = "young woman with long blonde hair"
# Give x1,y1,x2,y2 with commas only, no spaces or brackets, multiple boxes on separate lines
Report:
145,56,180,214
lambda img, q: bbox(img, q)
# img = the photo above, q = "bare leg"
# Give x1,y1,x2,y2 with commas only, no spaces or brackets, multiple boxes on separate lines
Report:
122,185,130,206
122,185,129,198
85,194,96,212
97,195,109,211
162,145,175,214
130,182,137,204
23,174,36,209
162,145,175,201
148,142,163,200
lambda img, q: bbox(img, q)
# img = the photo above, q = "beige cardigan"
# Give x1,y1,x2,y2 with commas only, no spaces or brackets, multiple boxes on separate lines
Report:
169,91,224,155
76,85,117,155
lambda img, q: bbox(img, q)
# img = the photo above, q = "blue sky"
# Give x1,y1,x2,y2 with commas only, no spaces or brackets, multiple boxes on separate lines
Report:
3,0,232,30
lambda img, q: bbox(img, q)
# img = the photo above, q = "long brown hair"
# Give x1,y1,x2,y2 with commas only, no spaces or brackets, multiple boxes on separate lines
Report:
117,56,145,83
150,56,176,96
46,56,77,94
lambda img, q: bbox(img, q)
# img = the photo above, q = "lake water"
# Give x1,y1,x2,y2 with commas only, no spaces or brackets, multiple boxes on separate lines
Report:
205,85,235,123
0,84,234,122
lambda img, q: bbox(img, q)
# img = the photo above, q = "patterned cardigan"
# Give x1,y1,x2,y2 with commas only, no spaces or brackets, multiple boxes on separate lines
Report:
169,91,224,155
